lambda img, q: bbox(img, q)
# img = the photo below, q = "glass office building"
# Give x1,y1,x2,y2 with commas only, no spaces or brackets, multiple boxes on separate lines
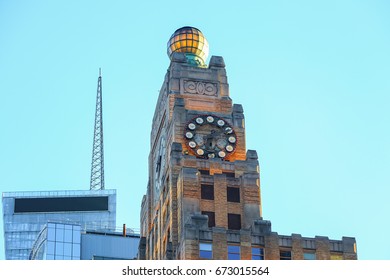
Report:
29,222,140,260
2,189,116,260
29,222,82,260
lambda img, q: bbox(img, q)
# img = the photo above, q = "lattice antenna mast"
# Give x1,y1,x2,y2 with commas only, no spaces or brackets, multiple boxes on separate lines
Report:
90,68,105,190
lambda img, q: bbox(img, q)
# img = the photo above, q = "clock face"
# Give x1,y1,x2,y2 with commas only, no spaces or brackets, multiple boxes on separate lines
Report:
184,115,237,159
154,136,166,201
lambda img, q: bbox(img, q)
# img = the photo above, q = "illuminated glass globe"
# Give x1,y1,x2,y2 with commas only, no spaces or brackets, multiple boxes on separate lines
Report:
167,26,209,66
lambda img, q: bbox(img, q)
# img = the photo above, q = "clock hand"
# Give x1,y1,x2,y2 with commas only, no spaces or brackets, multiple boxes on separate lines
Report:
205,130,217,149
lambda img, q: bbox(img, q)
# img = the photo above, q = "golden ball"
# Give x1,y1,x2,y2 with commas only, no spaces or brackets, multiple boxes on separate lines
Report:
167,26,209,66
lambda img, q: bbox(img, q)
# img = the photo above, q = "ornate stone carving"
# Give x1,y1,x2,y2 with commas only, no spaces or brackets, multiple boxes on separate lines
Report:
183,80,217,96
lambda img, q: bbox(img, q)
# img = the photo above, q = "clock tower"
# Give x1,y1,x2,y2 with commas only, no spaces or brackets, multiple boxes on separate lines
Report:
140,26,263,260
139,26,357,260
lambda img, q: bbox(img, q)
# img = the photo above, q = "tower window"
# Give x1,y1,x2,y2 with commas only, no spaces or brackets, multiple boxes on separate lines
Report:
201,211,215,228
222,172,235,178
227,187,240,202
280,250,292,260
227,213,241,230
228,245,240,260
199,169,210,175
252,247,264,260
303,252,316,260
199,243,212,259
201,184,214,200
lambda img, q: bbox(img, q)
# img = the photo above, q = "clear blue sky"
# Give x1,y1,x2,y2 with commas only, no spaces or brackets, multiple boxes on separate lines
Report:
1,1,389,260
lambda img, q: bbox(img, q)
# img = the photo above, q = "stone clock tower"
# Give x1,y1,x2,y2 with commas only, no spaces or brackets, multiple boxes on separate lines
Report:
139,27,357,260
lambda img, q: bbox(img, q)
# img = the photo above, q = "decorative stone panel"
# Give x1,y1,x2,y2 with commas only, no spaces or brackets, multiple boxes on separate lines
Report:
182,79,218,96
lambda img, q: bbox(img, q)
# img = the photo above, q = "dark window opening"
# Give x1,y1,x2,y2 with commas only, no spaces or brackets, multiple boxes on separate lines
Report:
228,213,241,230
199,170,210,175
222,172,235,178
201,184,214,200
280,250,292,260
201,211,215,228
227,187,240,202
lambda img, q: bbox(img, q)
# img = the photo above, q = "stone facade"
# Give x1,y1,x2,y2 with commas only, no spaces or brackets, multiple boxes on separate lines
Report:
139,50,357,260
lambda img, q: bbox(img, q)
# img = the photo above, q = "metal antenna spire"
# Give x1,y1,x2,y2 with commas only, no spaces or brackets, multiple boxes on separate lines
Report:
90,68,105,190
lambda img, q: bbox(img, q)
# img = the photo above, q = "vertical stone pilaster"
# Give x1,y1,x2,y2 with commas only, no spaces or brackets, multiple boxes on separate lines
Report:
240,229,252,260
170,142,183,255
212,227,227,259
315,236,331,260
264,232,280,260
184,239,199,260
291,234,304,260
214,174,227,228
242,172,261,229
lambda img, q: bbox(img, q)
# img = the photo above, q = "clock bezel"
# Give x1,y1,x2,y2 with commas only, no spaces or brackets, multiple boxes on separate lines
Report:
184,114,238,160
